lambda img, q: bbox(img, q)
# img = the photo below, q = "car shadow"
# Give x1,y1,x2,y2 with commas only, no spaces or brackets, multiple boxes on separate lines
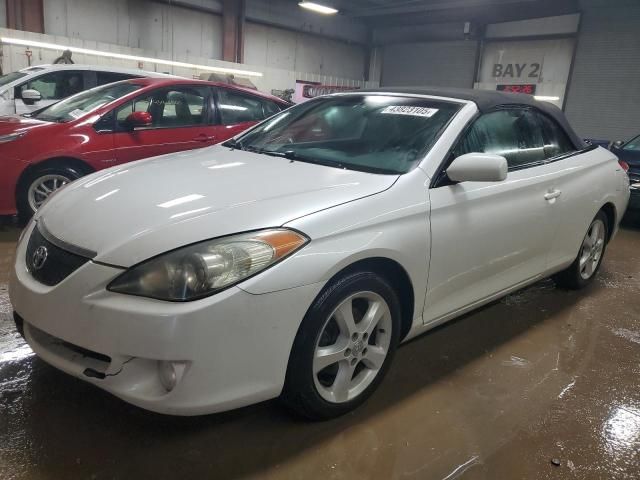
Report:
621,210,640,230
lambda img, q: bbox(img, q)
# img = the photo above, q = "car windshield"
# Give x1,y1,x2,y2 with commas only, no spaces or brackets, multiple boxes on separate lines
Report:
0,71,28,87
228,95,461,174
623,135,640,152
33,82,142,123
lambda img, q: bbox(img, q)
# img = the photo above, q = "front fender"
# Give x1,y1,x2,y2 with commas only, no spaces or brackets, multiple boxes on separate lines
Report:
238,172,431,322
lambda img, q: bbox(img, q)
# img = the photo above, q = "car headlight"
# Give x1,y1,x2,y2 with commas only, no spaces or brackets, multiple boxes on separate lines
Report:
108,229,309,301
0,132,26,143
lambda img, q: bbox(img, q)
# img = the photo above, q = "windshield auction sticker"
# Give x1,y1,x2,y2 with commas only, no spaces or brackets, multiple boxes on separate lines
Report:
380,106,439,117
68,109,86,119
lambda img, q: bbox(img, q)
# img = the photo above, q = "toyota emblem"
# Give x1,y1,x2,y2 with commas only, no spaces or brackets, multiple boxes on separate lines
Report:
32,246,48,270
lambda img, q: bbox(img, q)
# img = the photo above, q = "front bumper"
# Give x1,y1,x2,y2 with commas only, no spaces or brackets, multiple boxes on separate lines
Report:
9,222,323,415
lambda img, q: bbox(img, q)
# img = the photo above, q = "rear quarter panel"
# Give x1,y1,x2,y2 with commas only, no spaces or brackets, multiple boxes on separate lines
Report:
546,146,629,270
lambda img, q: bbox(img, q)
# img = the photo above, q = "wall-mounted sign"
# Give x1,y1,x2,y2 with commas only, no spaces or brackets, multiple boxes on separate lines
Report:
496,84,537,94
492,63,541,79
475,39,576,108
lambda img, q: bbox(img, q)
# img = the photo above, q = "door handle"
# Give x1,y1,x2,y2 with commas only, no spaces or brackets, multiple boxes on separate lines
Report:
194,134,216,142
544,189,562,201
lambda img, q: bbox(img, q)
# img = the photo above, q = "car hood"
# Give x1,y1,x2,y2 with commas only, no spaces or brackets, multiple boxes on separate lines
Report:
0,115,51,134
38,145,398,266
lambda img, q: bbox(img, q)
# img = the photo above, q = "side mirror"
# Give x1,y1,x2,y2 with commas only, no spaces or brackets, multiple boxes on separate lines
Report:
21,89,42,105
447,153,508,183
611,140,625,150
125,111,153,130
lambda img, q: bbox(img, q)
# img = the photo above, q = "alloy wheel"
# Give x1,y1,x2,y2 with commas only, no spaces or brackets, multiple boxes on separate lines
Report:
313,291,392,403
27,174,71,212
578,218,606,280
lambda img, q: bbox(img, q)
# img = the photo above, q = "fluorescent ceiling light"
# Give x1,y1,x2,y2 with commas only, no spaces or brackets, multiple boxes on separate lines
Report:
298,2,338,14
1,37,263,77
534,96,560,102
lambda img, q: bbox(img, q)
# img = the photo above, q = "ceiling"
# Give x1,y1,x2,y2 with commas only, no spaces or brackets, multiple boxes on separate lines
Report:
331,0,581,27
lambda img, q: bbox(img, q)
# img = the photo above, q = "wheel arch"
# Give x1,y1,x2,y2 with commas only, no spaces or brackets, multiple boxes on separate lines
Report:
324,256,415,341
600,202,617,241
15,156,95,200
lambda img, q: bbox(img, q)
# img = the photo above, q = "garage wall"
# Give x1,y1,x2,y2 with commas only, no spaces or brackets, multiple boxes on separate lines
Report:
380,40,478,88
41,0,369,84
0,27,377,96
564,0,640,141
43,0,223,60
244,22,366,80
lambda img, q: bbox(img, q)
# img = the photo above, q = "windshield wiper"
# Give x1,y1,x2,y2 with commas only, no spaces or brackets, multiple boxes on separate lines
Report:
242,145,292,158
237,146,399,174
223,138,243,150
244,147,348,168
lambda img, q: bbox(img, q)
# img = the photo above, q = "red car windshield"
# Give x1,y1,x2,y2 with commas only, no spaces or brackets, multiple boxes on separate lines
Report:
33,82,142,123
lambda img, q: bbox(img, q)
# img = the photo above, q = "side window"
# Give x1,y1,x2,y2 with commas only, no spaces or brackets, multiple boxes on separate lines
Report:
218,89,266,124
159,88,208,125
18,71,85,100
534,111,575,159
116,94,152,126
455,109,546,168
94,110,115,132
96,72,138,86
262,100,282,118
115,86,208,129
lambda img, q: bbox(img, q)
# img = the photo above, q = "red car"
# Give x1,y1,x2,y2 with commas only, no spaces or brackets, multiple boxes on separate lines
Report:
0,77,289,218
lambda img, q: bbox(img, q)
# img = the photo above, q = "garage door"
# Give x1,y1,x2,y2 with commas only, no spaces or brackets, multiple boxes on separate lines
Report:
564,3,640,141
380,40,478,88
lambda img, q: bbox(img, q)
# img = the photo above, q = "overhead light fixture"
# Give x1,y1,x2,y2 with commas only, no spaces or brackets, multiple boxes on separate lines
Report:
0,37,263,77
534,95,560,102
298,2,338,14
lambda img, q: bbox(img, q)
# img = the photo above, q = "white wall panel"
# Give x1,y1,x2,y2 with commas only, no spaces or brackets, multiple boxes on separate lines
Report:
0,28,377,96
244,22,366,80
475,38,575,108
486,14,580,38
44,0,223,60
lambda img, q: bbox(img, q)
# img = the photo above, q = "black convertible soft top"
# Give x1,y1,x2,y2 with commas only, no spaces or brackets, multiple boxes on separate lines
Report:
356,86,586,149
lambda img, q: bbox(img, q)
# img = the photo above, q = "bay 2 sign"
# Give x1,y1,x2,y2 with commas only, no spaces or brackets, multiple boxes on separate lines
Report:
492,63,541,79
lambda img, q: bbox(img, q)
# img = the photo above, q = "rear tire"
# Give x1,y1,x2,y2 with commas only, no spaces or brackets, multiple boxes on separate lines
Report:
281,271,401,420
554,211,609,290
17,163,89,220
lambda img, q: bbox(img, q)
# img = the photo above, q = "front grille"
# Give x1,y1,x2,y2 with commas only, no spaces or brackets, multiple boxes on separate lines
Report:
26,225,90,286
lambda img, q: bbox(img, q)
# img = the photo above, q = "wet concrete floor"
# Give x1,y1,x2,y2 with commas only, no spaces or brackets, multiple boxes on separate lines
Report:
0,221,639,479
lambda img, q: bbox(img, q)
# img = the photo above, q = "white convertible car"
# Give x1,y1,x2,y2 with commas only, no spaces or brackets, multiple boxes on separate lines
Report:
9,88,630,419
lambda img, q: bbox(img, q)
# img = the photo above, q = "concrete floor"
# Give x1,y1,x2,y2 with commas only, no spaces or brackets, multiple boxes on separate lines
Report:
0,221,639,480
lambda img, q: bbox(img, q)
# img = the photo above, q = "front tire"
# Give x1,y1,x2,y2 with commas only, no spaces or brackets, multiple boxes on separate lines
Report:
554,211,608,289
281,271,401,420
17,163,88,220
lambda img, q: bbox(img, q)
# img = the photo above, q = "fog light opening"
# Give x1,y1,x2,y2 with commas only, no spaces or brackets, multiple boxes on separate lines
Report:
158,360,186,392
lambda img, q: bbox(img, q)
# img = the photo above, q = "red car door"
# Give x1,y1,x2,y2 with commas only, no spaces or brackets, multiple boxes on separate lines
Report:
113,85,218,164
